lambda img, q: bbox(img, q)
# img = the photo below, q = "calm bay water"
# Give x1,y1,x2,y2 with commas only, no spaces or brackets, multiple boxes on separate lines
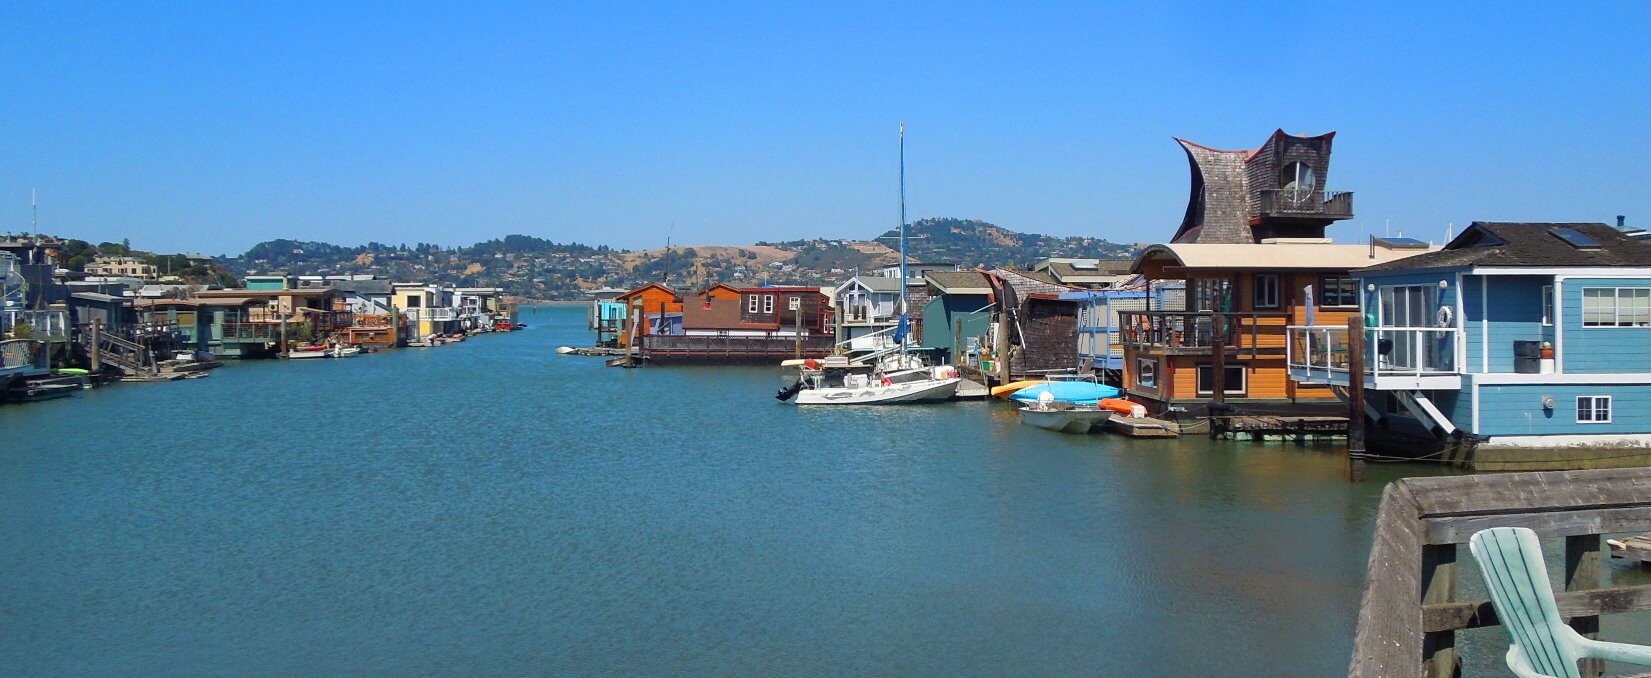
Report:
7,304,1638,675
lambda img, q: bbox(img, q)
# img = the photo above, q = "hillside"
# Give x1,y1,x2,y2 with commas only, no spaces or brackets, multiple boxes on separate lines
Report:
214,218,1137,299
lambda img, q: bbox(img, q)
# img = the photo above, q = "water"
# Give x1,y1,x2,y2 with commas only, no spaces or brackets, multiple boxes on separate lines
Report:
0,305,1637,675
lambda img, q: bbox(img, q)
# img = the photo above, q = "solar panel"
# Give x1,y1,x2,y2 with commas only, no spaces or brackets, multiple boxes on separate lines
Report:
1373,237,1430,249
1551,228,1602,249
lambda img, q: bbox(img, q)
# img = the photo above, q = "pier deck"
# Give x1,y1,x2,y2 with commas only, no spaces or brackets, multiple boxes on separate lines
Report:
1104,416,1180,438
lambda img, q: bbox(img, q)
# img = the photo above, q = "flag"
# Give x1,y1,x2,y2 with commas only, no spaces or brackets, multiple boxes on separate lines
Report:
893,313,909,345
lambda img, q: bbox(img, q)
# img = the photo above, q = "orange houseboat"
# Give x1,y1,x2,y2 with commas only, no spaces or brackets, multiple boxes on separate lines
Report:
615,283,682,348
1117,129,1435,414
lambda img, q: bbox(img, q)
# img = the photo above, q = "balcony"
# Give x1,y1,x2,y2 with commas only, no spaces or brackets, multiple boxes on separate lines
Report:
1117,311,1291,356
405,307,458,322
2,309,71,342
1256,189,1354,219
1287,325,1461,390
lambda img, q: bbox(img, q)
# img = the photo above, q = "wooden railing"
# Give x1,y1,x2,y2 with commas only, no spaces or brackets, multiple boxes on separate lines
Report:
641,334,834,363
1349,468,1651,677
1116,311,1290,355
1257,188,1354,218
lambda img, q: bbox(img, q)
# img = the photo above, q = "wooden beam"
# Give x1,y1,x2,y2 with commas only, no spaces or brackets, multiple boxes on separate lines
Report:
1567,533,1605,678
1421,584,1651,633
1349,483,1427,678
1424,505,1651,545
1399,468,1651,518
1420,544,1460,678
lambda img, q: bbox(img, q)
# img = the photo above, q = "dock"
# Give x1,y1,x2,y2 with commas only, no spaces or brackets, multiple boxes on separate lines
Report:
1608,533,1651,565
1105,415,1180,438
1210,415,1347,441
954,378,990,399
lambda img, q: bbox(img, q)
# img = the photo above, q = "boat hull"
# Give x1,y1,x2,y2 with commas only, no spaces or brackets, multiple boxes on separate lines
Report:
794,377,961,405
1017,406,1113,433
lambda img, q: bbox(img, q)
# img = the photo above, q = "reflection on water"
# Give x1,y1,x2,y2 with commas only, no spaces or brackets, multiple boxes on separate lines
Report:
0,305,1634,675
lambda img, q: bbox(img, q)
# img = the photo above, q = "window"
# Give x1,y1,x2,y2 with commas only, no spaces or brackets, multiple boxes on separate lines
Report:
1136,358,1157,388
1577,396,1612,424
1582,288,1651,327
788,296,801,311
748,295,760,314
1320,275,1358,307
763,295,775,314
1195,364,1246,396
1279,162,1318,200
1254,274,1280,309
1541,285,1553,326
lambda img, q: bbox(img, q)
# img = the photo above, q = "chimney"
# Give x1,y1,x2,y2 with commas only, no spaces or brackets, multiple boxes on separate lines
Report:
1619,215,1628,230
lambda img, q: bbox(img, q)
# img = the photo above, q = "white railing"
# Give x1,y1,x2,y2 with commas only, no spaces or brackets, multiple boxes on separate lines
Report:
2,309,71,341
1288,325,1459,383
405,307,458,322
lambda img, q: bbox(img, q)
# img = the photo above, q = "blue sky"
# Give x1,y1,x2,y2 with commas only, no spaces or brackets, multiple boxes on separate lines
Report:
1,2,1647,255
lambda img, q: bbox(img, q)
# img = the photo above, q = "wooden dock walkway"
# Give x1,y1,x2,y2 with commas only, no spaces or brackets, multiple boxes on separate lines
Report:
1104,415,1180,438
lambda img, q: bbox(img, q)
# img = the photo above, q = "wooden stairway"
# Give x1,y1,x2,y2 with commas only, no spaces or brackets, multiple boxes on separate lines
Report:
78,327,158,377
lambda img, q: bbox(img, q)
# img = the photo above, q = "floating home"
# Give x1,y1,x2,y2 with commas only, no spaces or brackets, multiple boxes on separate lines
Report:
920,271,994,365
639,285,834,364
1289,221,1651,469
1117,129,1437,415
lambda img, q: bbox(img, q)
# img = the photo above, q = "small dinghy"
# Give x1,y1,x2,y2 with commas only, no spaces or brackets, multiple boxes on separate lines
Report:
1017,392,1112,433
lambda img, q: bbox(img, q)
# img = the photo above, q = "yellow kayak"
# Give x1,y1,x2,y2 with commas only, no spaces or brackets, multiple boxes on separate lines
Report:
990,380,1046,398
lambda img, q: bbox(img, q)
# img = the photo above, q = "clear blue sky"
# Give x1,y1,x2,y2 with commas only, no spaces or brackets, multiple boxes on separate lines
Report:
2,2,1647,255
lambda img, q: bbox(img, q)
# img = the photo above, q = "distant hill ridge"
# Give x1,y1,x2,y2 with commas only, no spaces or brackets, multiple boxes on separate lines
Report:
215,218,1137,299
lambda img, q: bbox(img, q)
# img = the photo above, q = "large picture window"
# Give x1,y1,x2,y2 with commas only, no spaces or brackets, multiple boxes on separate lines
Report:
1577,395,1612,423
1195,363,1246,396
1582,288,1651,327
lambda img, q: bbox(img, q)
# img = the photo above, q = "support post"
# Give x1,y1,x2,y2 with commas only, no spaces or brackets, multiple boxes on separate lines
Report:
954,318,963,368
794,300,802,359
1209,313,1226,439
995,306,1011,385
1348,314,1367,482
89,319,102,371
1420,543,1460,678
1566,533,1605,678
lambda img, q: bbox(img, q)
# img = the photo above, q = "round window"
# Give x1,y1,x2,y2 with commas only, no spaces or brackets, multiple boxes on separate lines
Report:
1280,162,1318,199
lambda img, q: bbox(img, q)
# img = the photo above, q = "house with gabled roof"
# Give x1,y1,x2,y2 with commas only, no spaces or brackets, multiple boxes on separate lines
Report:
1289,221,1651,468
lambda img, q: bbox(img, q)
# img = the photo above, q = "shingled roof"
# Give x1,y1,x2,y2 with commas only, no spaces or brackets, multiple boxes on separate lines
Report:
923,270,992,294
1359,222,1651,273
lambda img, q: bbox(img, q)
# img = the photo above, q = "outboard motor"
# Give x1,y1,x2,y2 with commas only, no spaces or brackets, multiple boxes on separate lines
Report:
775,380,806,401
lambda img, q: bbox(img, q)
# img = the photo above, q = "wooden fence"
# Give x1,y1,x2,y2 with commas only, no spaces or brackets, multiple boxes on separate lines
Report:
1350,468,1651,677
640,334,834,365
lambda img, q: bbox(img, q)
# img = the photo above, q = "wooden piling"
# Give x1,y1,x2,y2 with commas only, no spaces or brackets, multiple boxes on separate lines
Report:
1209,314,1226,439
1420,543,1459,678
1347,314,1367,482
1566,533,1604,677
89,319,102,371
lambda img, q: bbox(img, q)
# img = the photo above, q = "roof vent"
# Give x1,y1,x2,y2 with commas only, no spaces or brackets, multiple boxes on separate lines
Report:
1070,261,1099,270
1551,228,1602,250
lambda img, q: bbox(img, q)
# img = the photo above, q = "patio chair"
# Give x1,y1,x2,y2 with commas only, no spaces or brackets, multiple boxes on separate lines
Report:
1468,527,1651,677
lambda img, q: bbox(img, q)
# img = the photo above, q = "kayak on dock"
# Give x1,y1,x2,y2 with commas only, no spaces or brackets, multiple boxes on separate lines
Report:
1009,381,1121,406
990,379,1045,398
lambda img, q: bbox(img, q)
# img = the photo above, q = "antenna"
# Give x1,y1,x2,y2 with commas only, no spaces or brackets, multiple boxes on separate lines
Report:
663,221,673,287
1385,219,1391,238
1446,221,1454,241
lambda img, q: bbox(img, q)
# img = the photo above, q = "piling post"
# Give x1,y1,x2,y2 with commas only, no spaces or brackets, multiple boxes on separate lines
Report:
794,300,802,359
1209,313,1226,439
1566,533,1605,677
994,306,1011,385
1348,314,1368,482
1420,543,1460,678
89,319,102,371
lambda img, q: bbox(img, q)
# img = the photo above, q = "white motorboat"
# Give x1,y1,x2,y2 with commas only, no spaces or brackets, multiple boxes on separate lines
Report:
1017,392,1113,433
332,346,362,358
286,347,329,359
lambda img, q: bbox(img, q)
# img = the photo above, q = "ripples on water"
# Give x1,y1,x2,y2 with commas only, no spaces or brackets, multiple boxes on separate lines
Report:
2,305,1645,675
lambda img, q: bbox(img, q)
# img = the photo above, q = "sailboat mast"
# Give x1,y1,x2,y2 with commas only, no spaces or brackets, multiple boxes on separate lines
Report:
898,121,908,353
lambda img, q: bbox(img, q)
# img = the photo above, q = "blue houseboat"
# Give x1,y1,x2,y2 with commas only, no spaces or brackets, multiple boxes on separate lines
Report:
1288,222,1651,469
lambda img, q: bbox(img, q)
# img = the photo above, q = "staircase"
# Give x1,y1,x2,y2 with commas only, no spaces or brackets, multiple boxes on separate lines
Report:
78,328,158,377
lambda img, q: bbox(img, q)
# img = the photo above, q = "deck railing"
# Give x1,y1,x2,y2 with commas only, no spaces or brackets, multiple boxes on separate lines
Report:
405,307,458,322
1349,468,1651,677
1287,325,1458,382
1257,188,1354,218
1116,311,1291,355
1,309,71,342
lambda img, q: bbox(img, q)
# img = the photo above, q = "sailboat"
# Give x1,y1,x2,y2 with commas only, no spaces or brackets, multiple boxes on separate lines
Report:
777,122,962,405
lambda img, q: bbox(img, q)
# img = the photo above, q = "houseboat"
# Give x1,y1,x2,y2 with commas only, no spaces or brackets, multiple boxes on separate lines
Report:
1116,128,1437,416
1289,221,1651,469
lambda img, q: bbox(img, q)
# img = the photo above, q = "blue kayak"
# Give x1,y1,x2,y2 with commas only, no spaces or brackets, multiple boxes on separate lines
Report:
1009,381,1122,406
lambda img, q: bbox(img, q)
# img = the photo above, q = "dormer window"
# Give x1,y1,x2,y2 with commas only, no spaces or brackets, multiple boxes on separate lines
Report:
1280,162,1318,202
